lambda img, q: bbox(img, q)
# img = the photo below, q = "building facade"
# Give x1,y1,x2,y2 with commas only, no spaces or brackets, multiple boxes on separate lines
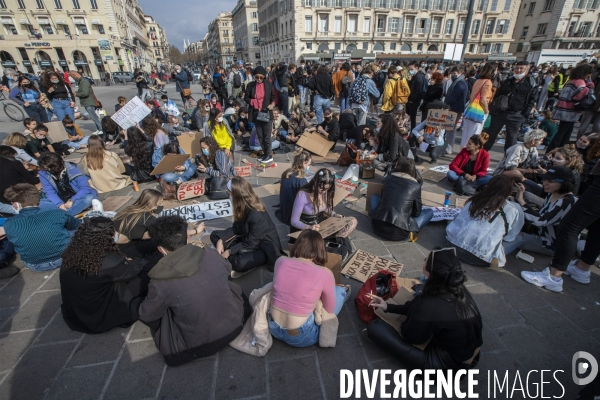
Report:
145,15,170,69
207,12,235,68
257,0,520,65
0,0,158,78
510,0,600,58
232,0,261,65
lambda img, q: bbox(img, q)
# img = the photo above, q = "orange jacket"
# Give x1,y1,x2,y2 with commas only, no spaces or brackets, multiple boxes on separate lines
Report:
333,70,354,97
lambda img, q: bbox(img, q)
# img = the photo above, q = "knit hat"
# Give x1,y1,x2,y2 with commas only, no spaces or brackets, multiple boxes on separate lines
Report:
253,65,267,77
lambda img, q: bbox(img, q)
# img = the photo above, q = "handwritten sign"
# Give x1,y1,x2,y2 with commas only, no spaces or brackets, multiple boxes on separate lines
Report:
336,179,357,194
341,250,403,283
159,199,232,222
177,178,205,201
288,216,349,239
426,109,458,131
423,206,461,222
235,166,252,177
110,96,151,129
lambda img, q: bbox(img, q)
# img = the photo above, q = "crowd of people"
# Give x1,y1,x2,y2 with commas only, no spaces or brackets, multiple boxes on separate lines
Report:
0,57,599,377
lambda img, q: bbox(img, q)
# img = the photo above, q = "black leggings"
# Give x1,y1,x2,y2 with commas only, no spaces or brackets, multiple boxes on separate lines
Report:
254,119,273,157
548,120,575,152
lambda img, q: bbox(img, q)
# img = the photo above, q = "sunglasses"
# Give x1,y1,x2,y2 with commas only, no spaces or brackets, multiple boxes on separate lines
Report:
255,75,265,80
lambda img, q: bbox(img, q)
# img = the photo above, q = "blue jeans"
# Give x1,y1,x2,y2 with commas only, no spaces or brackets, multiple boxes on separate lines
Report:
313,95,331,124
447,170,492,186
268,286,346,347
51,99,75,122
339,95,350,112
161,168,197,183
369,194,434,230
63,135,90,149
204,94,212,100
24,257,62,272
250,140,280,151
298,85,307,107
39,193,96,216
85,106,103,131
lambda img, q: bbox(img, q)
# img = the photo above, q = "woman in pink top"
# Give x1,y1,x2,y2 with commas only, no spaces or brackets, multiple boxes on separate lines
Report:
269,230,350,347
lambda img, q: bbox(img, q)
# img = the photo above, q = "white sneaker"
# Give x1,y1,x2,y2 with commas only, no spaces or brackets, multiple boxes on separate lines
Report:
521,267,563,293
91,199,104,213
563,260,591,284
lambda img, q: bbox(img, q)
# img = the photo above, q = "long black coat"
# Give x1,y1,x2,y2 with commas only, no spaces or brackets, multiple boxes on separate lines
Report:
244,80,275,123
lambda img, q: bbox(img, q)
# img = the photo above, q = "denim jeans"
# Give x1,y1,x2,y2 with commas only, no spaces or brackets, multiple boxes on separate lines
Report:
249,140,280,152
297,85,307,107
63,135,90,149
268,286,346,347
444,112,462,154
84,106,103,131
354,107,367,126
39,193,96,216
24,257,62,272
369,194,434,231
313,95,331,124
447,170,492,186
23,103,49,124
161,168,197,183
51,99,75,122
339,95,350,112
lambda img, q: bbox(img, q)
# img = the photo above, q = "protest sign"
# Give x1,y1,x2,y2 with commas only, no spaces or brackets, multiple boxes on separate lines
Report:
424,206,461,221
421,191,446,207
257,162,291,178
159,199,233,222
178,131,202,157
341,250,403,283
429,165,449,173
312,153,340,164
111,96,151,129
455,197,467,208
45,121,69,143
297,131,335,157
150,154,191,176
177,178,205,201
426,109,458,131
101,196,132,212
235,166,252,177
253,184,280,198
288,216,349,239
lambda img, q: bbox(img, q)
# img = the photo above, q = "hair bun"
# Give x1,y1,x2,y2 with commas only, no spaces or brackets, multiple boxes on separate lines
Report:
479,133,489,145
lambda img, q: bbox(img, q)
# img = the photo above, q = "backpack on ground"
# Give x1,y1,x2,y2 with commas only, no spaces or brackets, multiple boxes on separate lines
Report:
355,270,399,324
185,69,193,82
341,72,353,97
233,72,242,88
349,75,368,105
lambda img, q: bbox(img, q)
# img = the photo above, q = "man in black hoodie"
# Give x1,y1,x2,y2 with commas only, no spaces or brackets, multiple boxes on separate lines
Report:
307,65,335,124
275,62,290,118
407,61,427,130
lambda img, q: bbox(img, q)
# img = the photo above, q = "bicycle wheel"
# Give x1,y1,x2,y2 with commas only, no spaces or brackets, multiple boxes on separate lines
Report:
3,102,25,122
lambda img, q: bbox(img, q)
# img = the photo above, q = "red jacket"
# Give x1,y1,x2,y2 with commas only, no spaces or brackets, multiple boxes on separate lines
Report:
449,148,490,178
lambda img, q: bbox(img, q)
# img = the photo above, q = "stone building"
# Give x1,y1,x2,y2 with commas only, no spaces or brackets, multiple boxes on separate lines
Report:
232,0,261,65
206,11,235,68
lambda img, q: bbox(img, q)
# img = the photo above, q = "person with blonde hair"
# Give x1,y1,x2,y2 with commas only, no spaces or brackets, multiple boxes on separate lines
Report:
276,150,312,224
210,177,283,276
493,129,547,181
5,132,38,166
82,135,132,193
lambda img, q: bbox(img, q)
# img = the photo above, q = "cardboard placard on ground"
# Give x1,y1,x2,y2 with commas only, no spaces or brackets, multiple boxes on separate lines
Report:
421,191,446,207
421,169,447,183
45,121,70,143
177,131,202,157
312,153,340,164
256,162,291,178
424,206,462,222
177,178,205,201
235,166,252,177
426,109,459,131
341,250,403,283
159,199,233,222
455,197,467,208
296,131,335,157
101,196,132,212
110,96,151,129
150,154,191,176
288,247,342,284
253,184,280,198
345,197,368,216
288,216,349,239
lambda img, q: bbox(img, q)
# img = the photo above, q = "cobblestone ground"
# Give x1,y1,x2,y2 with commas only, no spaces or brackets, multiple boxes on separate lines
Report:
1,85,599,399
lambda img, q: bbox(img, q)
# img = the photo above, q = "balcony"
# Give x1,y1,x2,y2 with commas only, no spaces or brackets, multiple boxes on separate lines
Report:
347,31,357,35
30,9,50,15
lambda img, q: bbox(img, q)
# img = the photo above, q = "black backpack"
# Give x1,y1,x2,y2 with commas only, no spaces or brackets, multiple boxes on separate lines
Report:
233,72,242,88
341,72,353,97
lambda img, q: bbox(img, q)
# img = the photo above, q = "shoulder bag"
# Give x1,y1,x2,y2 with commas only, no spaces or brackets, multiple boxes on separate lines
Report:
256,111,271,122
463,82,486,123
206,176,230,200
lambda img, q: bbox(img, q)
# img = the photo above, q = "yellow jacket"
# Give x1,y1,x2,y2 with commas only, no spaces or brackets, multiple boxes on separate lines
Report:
381,74,410,112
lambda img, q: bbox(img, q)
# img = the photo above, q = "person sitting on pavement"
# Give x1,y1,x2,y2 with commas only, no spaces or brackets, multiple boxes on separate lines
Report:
162,114,192,143
195,137,237,179
365,248,482,372
269,230,351,347
25,121,70,158
524,145,583,200
493,129,547,181
81,135,132,193
60,217,152,334
38,152,101,217
122,126,154,182
410,101,448,164
159,94,180,116
210,177,283,276
316,108,340,150
159,143,197,185
114,96,126,112
0,146,40,207
138,215,251,367
446,175,524,268
5,132,38,167
276,150,312,225
270,107,289,140
291,168,357,238
144,99,167,124
234,107,254,137
202,108,235,160
3,183,81,271
369,158,434,241
141,115,170,167
286,109,311,143
61,116,89,150
369,113,411,172
100,116,122,147
447,133,492,187
209,94,222,112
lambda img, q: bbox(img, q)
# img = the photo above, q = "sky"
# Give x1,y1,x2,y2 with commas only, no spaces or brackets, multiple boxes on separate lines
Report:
140,0,237,51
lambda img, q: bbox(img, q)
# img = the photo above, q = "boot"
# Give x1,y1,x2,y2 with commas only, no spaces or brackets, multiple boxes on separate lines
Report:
410,147,420,163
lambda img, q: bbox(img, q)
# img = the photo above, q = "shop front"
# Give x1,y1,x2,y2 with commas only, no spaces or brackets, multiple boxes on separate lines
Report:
73,51,91,77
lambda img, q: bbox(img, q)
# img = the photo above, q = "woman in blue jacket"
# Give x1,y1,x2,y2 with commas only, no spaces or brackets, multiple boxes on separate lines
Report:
38,152,100,216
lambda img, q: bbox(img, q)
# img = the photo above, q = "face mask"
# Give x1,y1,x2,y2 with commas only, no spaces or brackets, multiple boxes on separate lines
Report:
35,134,45,139
531,73,538,78
175,68,181,72
217,117,223,122
212,99,216,103
12,203,20,214
156,206,164,214
305,166,310,173
409,70,416,75
542,70,548,74
577,144,587,149
51,79,59,84
202,148,210,156
451,75,458,82
204,106,210,111
324,115,331,120
513,72,526,80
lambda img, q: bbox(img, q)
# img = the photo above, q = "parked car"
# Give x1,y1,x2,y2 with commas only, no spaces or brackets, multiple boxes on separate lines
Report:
193,70,201,82
112,72,135,83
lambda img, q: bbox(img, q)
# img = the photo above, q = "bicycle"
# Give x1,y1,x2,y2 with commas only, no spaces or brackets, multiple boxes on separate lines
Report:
0,90,25,122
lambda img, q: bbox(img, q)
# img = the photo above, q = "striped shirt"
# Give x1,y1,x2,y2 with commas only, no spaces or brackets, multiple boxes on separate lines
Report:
521,193,577,249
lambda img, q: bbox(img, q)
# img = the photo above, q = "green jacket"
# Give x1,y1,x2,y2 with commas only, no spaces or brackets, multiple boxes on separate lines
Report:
75,78,96,107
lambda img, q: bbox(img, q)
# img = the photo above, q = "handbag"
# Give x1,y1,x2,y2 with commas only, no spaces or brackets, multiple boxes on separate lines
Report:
355,270,399,324
336,143,358,166
463,84,486,123
177,82,191,97
454,176,477,196
256,111,271,122
207,176,229,199
488,94,510,115
159,177,177,200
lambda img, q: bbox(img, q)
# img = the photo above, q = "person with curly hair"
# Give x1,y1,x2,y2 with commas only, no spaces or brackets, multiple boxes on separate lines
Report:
60,217,151,334
141,115,170,167
196,136,236,178
123,126,154,182
41,70,75,122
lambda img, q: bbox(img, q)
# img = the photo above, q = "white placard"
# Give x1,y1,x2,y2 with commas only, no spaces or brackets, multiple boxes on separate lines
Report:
424,206,461,222
159,199,233,222
419,141,430,153
110,96,151,129
429,165,449,173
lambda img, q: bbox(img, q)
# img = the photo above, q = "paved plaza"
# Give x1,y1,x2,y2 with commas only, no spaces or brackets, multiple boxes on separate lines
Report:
0,84,599,399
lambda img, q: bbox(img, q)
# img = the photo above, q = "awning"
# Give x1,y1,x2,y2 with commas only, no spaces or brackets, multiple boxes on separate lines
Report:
55,19,66,24
487,55,517,61
1,61,17,67
91,19,102,25
58,60,68,66
94,59,103,65
19,19,31,25
1,18,13,25
464,53,487,60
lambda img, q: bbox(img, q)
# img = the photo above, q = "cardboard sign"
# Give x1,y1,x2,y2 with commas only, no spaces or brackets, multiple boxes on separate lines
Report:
341,250,403,283
455,197,467,208
257,162,292,178
345,197,369,216
421,191,446,207
421,169,447,183
424,206,462,221
297,131,335,157
177,131,202,157
45,121,69,143
235,166,252,177
111,96,151,129
336,179,357,194
150,154,191,176
288,216,349,239
429,165,449,173
253,184,280,198
177,178,205,201
159,199,233,222
426,109,458,131
312,153,341,164
101,196,132,212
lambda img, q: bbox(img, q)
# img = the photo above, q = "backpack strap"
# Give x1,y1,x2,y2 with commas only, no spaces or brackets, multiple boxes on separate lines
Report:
489,208,510,237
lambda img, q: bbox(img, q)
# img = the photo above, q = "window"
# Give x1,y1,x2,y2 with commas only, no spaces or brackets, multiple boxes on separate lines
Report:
421,0,429,8
17,0,25,8
445,19,454,34
36,0,44,8
362,41,368,49
485,18,495,34
0,0,5,7
388,17,399,33
477,0,489,11
333,0,342,6
390,42,396,50
433,0,443,9
431,17,442,33
334,42,341,49
223,30,228,36
376,16,385,32
6,24,17,34
573,0,584,7
76,23,88,34
458,18,465,34
390,0,401,7
155,50,160,55
72,0,80,8
504,0,511,10
363,16,371,32
469,44,476,52
252,23,258,31
496,19,506,33
251,12,257,18
404,16,414,33
527,2,535,13
491,43,503,52
490,0,498,10
90,0,97,8
521,26,528,37
472,19,480,34
580,21,591,36
568,21,576,35
481,43,490,52
348,0,359,5
416,18,428,33
63,24,70,34
306,41,312,49
97,24,104,34
319,15,327,32
348,15,357,32
334,15,341,32
40,23,53,34
535,22,547,35
54,0,61,8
